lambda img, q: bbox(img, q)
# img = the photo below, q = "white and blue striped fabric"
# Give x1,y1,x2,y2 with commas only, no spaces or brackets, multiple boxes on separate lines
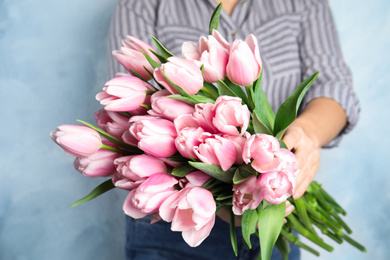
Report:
108,0,360,147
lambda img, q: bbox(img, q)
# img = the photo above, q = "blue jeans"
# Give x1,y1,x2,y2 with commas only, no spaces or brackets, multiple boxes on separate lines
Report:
125,215,300,260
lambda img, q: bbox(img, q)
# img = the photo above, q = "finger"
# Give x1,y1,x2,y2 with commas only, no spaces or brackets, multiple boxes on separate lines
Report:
282,130,298,151
293,162,319,199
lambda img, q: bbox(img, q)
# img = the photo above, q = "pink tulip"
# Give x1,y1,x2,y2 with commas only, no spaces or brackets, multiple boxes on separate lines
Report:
123,173,178,218
95,109,130,139
192,103,219,134
112,154,168,190
179,171,212,188
129,116,177,157
175,127,204,159
74,148,119,177
213,96,250,135
182,32,229,83
96,76,154,112
256,170,296,204
154,57,203,95
193,133,236,171
243,134,280,172
159,187,216,247
232,176,262,215
223,134,249,165
148,89,195,121
50,125,102,157
226,34,262,86
174,114,200,133
112,36,160,80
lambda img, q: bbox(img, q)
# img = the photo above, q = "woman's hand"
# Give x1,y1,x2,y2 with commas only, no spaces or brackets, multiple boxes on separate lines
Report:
283,119,321,199
282,97,347,199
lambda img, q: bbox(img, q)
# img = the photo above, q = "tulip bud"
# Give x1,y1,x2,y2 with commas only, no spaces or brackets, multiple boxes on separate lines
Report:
123,173,178,218
96,76,154,112
74,149,119,177
112,154,168,190
159,187,216,247
182,31,230,83
50,125,102,157
95,109,130,140
226,34,262,86
213,96,250,136
129,116,177,157
154,57,203,95
112,36,160,80
148,89,195,121
194,133,236,171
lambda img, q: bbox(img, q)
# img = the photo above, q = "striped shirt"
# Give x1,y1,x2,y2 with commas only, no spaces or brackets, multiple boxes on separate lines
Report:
108,0,359,147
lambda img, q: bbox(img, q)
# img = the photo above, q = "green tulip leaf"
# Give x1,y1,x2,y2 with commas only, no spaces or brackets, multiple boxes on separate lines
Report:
223,78,251,106
274,71,319,138
257,202,286,260
70,179,115,208
151,35,174,59
275,234,290,260
141,50,161,69
229,207,238,256
209,3,223,35
252,110,273,135
217,79,237,97
232,168,253,185
188,161,235,183
171,164,196,177
241,209,258,249
252,71,275,133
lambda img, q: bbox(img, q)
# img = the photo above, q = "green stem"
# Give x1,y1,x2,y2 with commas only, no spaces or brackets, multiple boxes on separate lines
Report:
311,219,343,244
245,85,255,111
286,214,333,252
294,197,318,236
280,229,320,256
101,144,128,154
337,232,367,252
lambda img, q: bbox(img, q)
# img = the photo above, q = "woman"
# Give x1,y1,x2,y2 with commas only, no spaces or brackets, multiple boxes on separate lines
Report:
108,0,360,259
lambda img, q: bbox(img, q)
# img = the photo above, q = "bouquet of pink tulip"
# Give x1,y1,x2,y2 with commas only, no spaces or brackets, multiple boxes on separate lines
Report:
50,4,365,259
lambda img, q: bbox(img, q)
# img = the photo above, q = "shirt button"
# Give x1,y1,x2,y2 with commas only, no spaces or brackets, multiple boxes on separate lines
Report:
231,30,237,36
241,0,248,7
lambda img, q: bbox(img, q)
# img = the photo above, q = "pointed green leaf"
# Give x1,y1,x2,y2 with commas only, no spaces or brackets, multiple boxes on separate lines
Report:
252,110,273,135
151,35,174,59
224,78,251,106
171,164,196,177
141,50,160,69
257,202,286,260
275,235,290,260
274,72,319,137
149,49,168,63
252,71,275,132
217,79,237,97
209,3,223,35
232,168,253,184
229,207,238,256
241,209,258,249
168,94,214,106
70,179,115,208
188,161,235,183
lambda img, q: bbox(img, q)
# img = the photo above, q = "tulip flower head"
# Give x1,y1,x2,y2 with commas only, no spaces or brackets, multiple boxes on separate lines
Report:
50,125,102,157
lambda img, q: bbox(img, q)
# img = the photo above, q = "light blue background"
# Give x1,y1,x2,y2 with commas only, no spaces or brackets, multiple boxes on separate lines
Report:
0,0,389,259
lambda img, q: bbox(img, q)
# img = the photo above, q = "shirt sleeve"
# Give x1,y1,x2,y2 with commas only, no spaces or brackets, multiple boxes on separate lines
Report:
298,0,360,148
108,0,158,78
